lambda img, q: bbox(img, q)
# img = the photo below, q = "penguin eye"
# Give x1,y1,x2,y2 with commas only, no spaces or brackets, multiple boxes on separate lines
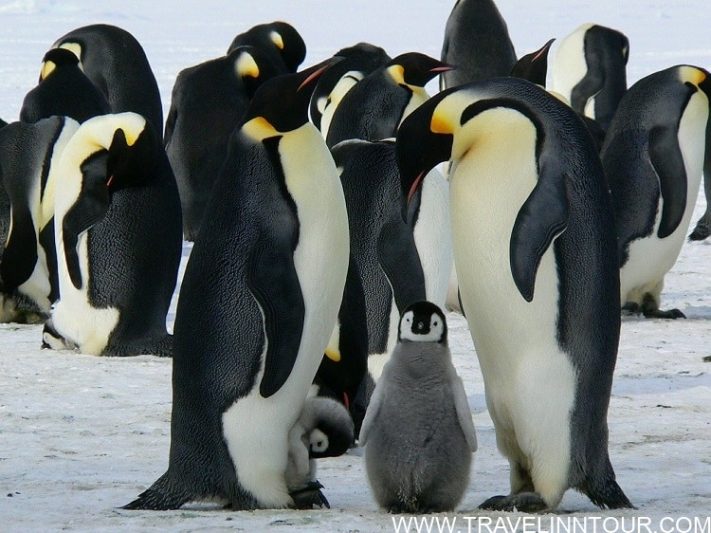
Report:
433,320,439,326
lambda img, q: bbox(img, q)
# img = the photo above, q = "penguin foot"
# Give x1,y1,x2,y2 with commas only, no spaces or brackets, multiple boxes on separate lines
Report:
642,307,686,319
290,481,330,509
702,355,711,363
689,217,710,241
621,302,640,315
479,492,548,513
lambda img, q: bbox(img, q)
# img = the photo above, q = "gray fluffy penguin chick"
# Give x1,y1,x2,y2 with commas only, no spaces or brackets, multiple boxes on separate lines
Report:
286,396,354,509
359,301,477,513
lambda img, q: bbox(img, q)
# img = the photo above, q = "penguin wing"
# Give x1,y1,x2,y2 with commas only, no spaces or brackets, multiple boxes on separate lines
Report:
246,208,305,398
451,372,477,452
510,153,569,302
377,218,426,313
648,124,687,238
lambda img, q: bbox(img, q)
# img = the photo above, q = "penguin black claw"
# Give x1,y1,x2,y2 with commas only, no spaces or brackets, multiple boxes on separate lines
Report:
289,481,330,510
479,492,548,513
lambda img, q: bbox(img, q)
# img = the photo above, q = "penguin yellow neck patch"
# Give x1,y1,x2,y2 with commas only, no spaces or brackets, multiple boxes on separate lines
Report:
387,64,405,85
270,31,284,50
431,110,454,134
242,116,279,141
679,66,706,86
40,61,56,80
236,53,259,79
325,348,341,362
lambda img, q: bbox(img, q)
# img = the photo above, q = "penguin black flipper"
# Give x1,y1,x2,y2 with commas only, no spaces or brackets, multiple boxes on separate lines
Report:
377,218,426,313
61,152,111,289
1,204,37,290
510,156,569,302
648,124,687,239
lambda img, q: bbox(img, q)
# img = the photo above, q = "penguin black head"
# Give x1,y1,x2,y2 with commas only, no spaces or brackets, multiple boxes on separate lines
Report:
229,21,306,73
387,52,454,87
395,89,454,218
511,38,555,87
228,45,283,100
398,301,448,344
240,58,340,135
39,48,80,81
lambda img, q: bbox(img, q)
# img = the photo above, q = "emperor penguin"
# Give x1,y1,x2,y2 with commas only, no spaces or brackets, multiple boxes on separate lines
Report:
123,60,350,511
20,48,110,124
325,53,453,149
286,396,354,509
360,302,477,513
310,42,391,137
227,21,305,74
0,116,79,323
602,65,711,319
550,23,629,133
396,77,632,512
440,0,517,91
688,121,711,240
49,24,164,140
331,139,427,382
165,46,282,241
42,112,182,356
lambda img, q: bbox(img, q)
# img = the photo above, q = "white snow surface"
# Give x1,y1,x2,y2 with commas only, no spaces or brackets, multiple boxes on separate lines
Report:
0,0,710,531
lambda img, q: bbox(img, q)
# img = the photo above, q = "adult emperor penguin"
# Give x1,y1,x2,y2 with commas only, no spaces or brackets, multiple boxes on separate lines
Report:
310,42,391,137
42,112,182,356
550,23,629,133
688,122,711,240
0,116,79,322
124,60,350,510
396,77,632,511
440,0,517,90
165,45,282,240
49,24,164,140
20,48,110,124
325,53,452,149
331,139,427,382
360,302,477,513
602,66,711,318
227,21,305,74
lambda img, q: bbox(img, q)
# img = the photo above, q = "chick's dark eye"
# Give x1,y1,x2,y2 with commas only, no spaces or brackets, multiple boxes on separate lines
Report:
433,321,438,326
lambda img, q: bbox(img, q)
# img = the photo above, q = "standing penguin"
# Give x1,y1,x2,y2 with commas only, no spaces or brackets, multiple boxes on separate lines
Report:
331,139,426,381
42,112,182,356
550,23,629,133
602,66,710,318
227,21,305,73
0,116,79,322
360,302,476,513
124,61,350,510
325,53,452,149
165,46,282,241
49,24,164,140
397,77,632,512
440,0,517,90
20,48,110,124
310,42,391,137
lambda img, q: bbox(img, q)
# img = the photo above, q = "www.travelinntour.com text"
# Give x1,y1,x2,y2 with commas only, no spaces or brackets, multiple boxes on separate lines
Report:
391,515,711,533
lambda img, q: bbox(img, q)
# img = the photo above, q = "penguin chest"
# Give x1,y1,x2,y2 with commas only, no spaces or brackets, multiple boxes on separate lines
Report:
620,90,709,301
320,71,363,139
449,129,575,434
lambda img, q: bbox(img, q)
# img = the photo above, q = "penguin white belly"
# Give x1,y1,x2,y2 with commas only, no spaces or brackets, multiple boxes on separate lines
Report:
413,168,453,308
450,132,576,498
51,234,119,354
222,124,349,507
620,90,708,303
17,245,51,311
320,71,363,139
550,23,591,113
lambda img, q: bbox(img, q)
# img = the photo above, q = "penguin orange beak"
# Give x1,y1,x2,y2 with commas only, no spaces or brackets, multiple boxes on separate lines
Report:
297,57,343,92
430,64,455,74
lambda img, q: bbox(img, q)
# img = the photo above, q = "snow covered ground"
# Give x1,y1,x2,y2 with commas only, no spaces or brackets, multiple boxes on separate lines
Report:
0,0,710,531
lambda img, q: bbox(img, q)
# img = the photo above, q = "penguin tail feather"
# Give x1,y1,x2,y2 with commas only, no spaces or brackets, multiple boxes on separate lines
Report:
122,472,190,510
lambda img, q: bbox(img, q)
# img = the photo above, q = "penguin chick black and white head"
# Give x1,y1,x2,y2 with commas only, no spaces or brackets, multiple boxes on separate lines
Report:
511,38,555,86
39,48,82,81
398,301,447,344
302,396,355,458
240,58,340,136
387,52,454,88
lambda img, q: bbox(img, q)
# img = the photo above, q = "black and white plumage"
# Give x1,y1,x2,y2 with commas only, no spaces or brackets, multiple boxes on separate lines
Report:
602,65,710,318
360,301,476,513
124,61,349,511
165,45,282,241
227,21,305,74
397,77,632,512
42,112,182,356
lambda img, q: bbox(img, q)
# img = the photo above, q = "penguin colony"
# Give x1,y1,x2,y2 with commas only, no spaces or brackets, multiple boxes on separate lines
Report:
2,0,711,515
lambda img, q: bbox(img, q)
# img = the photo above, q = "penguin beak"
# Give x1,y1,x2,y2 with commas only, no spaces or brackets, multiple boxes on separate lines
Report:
510,38,555,86
297,57,343,92
430,63,455,74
